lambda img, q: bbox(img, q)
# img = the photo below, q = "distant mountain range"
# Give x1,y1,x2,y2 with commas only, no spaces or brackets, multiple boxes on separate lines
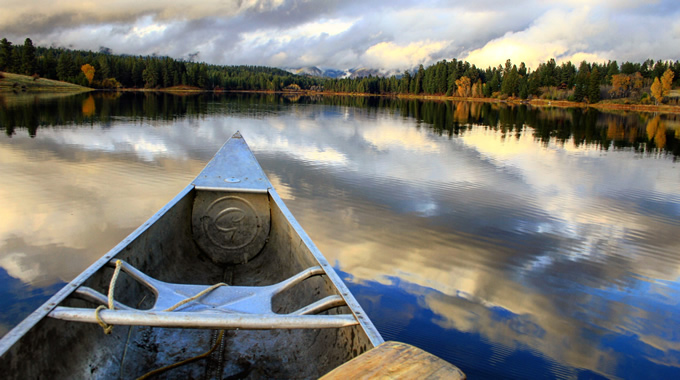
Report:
285,66,404,79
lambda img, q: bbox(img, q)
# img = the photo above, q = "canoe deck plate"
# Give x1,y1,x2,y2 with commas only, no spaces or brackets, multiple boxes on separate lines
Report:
192,131,271,193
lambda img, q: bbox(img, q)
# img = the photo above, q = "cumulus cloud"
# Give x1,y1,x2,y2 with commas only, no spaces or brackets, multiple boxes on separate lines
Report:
0,0,678,70
463,1,680,68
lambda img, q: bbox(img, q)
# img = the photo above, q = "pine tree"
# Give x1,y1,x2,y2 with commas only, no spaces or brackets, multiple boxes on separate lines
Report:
56,52,74,81
21,38,37,75
0,38,13,72
574,61,590,102
588,67,601,103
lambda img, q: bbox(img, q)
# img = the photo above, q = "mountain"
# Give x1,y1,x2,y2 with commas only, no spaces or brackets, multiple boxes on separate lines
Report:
285,66,405,79
290,66,324,77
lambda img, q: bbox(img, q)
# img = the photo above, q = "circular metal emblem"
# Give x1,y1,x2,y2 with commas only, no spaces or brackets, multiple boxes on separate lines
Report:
192,192,270,266
203,196,259,250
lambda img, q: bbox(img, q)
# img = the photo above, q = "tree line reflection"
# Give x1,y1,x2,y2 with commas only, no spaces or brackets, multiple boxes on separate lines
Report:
1,92,678,157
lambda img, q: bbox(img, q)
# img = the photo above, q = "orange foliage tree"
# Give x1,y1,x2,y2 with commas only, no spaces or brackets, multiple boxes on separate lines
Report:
610,72,644,98
455,76,471,97
81,64,95,84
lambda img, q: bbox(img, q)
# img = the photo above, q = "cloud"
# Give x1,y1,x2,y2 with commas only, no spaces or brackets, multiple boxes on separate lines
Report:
463,6,610,68
0,0,679,70
463,1,680,68
363,41,448,70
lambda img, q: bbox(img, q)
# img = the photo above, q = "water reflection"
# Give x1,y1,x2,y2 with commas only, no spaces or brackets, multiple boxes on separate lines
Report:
2,92,680,158
1,93,679,379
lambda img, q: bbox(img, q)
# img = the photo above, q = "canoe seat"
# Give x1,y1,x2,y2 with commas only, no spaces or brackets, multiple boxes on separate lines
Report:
48,260,358,330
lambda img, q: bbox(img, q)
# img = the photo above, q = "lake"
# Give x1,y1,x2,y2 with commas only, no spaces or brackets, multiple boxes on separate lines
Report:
1,92,679,379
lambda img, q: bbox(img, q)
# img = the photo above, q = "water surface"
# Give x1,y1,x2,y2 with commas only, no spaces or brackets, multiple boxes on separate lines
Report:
1,92,679,379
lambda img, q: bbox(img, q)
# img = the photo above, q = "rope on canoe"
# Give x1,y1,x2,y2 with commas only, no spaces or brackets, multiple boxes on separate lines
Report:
95,259,122,334
164,282,229,312
134,283,230,378
95,261,230,334
136,330,225,380
91,260,231,377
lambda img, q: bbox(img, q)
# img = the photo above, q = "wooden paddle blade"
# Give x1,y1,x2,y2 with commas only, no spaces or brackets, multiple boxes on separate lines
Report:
320,341,466,379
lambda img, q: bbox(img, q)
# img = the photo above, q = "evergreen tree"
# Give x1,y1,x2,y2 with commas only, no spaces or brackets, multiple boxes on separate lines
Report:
400,71,411,94
487,70,501,95
21,38,37,75
40,50,57,79
56,52,74,81
561,61,576,88
588,67,601,103
518,76,529,99
10,48,21,73
0,38,13,71
501,65,520,96
606,60,619,84
574,61,590,102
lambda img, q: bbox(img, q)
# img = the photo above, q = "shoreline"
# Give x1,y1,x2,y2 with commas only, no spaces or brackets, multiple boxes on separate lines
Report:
166,89,680,115
4,78,680,115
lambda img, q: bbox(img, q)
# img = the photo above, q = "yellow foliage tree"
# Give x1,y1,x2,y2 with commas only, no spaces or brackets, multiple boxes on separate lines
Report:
81,64,95,84
661,68,674,96
651,77,663,104
609,74,631,97
455,76,471,97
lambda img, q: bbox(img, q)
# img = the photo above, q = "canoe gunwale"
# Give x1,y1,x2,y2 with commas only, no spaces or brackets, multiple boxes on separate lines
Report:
0,184,195,357
267,188,384,347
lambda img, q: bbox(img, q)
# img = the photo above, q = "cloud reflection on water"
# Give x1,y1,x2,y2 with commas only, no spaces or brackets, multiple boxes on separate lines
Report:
1,97,680,378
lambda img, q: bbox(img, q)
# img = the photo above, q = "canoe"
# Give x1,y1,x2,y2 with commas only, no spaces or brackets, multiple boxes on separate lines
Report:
0,132,383,379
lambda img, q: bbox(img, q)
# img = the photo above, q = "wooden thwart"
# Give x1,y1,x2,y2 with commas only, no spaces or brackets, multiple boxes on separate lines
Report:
320,341,466,379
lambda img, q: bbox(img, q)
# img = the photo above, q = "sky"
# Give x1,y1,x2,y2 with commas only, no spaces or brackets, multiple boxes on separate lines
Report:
1,0,679,72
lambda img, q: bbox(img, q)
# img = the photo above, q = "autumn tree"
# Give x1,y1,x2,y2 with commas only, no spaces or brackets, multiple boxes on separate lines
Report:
661,68,674,95
610,74,631,97
651,77,663,104
609,72,644,98
455,76,471,97
651,69,675,104
81,63,95,84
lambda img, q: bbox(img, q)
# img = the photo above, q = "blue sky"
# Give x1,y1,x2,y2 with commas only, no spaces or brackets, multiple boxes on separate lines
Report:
1,0,679,71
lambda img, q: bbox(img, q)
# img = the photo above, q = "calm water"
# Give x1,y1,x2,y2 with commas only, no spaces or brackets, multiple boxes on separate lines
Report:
1,92,680,379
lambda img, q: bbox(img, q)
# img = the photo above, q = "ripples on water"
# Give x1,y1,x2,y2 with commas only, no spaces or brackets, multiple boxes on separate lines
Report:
1,92,679,379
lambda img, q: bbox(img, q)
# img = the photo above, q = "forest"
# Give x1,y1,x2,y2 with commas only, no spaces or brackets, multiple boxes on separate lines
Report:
1,37,679,105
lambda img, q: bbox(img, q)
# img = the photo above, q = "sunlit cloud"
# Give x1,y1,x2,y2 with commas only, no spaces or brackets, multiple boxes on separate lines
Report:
463,7,610,68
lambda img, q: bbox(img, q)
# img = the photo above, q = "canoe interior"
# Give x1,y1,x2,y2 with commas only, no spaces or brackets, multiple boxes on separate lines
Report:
0,189,374,379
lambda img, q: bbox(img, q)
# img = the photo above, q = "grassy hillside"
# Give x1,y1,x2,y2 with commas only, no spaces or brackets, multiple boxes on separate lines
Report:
0,72,91,93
